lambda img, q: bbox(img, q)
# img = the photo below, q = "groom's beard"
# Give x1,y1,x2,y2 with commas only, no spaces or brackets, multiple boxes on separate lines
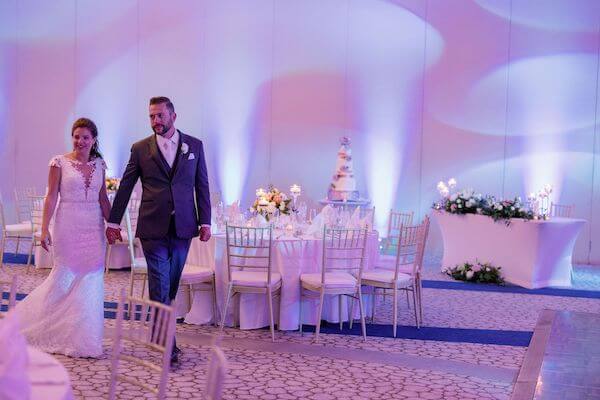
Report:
153,121,173,136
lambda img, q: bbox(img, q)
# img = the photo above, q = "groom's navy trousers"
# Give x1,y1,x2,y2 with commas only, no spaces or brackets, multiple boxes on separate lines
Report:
139,217,191,305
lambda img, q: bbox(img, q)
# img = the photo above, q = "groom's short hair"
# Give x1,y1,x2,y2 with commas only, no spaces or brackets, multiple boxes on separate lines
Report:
149,96,175,113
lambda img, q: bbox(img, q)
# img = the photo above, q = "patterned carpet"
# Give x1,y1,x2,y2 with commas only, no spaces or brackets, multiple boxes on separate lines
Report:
2,239,600,399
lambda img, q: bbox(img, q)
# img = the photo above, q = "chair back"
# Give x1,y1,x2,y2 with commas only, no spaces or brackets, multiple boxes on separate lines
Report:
321,226,368,281
205,342,228,400
108,288,175,400
225,224,273,283
14,187,36,223
550,202,574,218
0,275,17,316
0,197,7,232
384,210,414,253
392,216,430,279
29,196,45,233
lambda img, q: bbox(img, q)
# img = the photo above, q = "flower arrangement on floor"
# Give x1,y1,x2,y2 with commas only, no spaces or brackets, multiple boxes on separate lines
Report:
433,178,534,224
442,261,504,285
250,186,293,221
105,177,120,192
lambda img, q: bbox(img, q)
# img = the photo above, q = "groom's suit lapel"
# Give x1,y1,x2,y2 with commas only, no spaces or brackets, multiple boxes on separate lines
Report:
172,131,187,180
148,134,170,178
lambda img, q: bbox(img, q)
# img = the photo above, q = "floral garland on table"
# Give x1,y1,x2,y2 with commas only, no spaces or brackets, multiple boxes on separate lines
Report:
443,261,504,285
250,186,293,221
433,179,534,224
105,177,120,192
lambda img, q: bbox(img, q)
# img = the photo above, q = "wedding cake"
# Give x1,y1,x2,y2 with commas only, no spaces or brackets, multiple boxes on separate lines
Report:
327,137,360,201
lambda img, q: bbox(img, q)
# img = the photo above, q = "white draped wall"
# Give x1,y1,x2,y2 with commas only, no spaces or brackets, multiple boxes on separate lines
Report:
1,0,600,264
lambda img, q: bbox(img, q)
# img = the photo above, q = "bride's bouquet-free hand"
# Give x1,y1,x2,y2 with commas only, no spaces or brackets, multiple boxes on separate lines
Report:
250,186,293,221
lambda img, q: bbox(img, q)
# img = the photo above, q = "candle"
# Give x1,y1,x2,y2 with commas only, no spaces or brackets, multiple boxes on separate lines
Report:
256,188,266,197
290,184,301,195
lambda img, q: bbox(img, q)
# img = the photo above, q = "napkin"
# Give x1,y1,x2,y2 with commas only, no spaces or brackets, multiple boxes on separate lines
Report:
0,310,31,400
305,205,336,237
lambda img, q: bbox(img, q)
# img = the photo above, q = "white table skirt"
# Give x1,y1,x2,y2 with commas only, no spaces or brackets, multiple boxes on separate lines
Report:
183,232,380,330
28,346,74,400
434,211,586,289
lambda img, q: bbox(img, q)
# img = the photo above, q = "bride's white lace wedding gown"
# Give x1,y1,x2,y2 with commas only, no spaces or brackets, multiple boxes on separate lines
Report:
17,154,106,357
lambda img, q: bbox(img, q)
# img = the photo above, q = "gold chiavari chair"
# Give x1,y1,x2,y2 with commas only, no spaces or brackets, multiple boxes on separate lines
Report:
13,187,37,254
108,288,176,400
362,216,430,335
0,197,33,271
550,202,574,218
300,226,369,342
0,274,18,316
220,224,281,342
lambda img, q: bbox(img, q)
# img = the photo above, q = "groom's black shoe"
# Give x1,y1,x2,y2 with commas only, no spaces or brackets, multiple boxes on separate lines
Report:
170,346,181,366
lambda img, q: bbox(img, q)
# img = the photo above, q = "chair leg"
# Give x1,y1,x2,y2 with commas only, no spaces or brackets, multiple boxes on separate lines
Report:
220,284,233,332
104,245,112,275
187,284,193,314
211,276,218,327
418,277,424,323
357,287,367,341
267,287,276,342
338,294,343,331
405,289,410,308
128,272,135,319
299,290,304,336
26,240,34,274
314,290,325,343
412,287,420,329
14,237,19,256
393,288,399,338
349,294,355,329
0,235,6,271
371,288,377,324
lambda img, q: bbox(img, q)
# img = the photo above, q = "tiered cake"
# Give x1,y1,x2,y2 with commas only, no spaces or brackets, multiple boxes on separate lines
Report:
327,137,360,201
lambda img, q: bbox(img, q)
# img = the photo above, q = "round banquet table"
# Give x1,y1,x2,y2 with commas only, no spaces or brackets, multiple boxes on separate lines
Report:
182,231,380,330
27,346,74,400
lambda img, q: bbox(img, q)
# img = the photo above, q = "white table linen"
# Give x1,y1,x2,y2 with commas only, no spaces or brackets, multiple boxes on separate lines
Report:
27,346,74,400
434,211,586,289
183,231,380,330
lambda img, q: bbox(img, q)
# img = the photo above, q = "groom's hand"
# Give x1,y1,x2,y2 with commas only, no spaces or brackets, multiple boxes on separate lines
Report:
106,227,122,244
199,226,211,242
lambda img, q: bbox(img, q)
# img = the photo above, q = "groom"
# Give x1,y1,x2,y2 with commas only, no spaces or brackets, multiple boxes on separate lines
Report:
106,96,211,364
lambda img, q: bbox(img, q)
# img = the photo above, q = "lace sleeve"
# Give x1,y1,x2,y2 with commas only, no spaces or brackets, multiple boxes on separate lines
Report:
98,158,107,171
48,155,61,168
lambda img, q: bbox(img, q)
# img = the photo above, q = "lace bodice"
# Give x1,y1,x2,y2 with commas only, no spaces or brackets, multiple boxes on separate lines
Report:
49,155,107,202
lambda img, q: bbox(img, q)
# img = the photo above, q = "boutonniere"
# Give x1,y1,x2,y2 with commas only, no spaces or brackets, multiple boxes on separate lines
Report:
181,142,189,155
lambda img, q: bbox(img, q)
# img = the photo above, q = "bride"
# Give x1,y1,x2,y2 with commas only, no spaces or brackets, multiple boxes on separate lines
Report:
16,117,110,357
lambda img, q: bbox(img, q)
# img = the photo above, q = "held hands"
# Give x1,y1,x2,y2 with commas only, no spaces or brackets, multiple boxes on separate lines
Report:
199,226,211,242
106,227,123,245
40,230,52,252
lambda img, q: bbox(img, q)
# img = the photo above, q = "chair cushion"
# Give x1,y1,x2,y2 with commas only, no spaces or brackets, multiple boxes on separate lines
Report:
362,269,413,286
230,271,281,287
300,272,357,289
5,223,33,235
181,264,213,283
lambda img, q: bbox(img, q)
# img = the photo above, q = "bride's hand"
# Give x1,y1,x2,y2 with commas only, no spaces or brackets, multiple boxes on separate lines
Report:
40,230,52,251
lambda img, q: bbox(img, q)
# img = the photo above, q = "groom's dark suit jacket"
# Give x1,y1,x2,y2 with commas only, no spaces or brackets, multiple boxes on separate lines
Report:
108,130,211,239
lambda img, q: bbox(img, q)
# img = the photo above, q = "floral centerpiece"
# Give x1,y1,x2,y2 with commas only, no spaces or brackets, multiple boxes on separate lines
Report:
442,261,504,285
105,177,120,192
433,178,534,224
250,186,293,221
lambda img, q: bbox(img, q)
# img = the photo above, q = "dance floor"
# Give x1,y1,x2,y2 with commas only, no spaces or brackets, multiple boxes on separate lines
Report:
2,243,600,400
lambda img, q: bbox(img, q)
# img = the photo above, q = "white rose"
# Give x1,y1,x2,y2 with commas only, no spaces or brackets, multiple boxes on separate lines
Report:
466,270,474,280
510,206,515,211
497,205,503,211
279,203,286,211
457,204,462,209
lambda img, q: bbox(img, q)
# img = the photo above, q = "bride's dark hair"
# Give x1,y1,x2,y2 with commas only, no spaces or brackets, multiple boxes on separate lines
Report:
71,117,102,160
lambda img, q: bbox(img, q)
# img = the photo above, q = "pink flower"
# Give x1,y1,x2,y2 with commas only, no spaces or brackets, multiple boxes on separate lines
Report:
450,204,457,211
273,194,282,203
